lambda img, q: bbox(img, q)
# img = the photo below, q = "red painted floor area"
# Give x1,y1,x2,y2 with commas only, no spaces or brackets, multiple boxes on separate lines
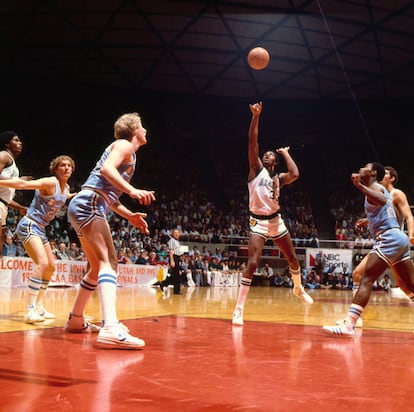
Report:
1,316,413,411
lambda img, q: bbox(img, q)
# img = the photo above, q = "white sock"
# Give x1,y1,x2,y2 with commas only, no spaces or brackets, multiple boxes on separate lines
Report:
346,304,363,326
235,277,252,308
27,277,42,307
98,270,118,326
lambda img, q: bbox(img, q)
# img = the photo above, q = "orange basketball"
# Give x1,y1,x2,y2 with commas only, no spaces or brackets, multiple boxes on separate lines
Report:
247,47,270,70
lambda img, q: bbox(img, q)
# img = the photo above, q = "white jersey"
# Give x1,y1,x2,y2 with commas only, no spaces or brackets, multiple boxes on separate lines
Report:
248,167,280,217
0,152,19,203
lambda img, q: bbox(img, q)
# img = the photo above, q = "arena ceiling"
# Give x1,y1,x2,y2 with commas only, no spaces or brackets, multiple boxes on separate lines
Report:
1,0,414,100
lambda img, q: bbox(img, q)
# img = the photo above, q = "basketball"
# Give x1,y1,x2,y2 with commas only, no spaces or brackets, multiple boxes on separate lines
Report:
247,47,270,70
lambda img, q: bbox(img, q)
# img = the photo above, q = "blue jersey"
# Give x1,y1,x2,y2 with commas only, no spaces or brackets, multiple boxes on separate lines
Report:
26,177,69,228
365,184,399,237
82,143,136,206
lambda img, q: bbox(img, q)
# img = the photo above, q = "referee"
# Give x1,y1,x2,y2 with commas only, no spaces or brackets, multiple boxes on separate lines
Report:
161,228,184,294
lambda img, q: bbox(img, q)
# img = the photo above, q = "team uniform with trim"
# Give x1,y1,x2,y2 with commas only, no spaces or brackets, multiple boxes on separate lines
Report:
16,177,69,245
68,143,136,235
0,152,19,227
367,185,410,266
248,167,288,240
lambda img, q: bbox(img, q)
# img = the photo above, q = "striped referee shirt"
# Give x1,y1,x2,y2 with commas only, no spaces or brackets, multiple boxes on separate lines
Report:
168,237,183,256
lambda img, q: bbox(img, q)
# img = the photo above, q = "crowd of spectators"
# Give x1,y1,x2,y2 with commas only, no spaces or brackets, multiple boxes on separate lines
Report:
3,137,413,265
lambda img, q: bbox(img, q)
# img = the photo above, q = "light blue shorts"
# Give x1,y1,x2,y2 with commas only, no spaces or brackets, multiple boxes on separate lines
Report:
15,216,48,245
370,228,410,265
68,189,108,236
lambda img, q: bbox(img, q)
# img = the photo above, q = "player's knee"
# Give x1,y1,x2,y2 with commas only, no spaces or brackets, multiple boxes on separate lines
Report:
353,269,362,283
247,261,258,273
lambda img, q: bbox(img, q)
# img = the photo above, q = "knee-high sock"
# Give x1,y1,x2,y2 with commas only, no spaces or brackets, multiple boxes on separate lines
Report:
36,279,50,305
27,277,42,307
235,277,252,308
71,274,98,317
98,270,118,326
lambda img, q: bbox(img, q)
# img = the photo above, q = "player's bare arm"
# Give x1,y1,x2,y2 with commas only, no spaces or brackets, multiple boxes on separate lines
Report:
101,140,155,205
277,147,299,186
352,173,386,206
248,102,263,178
394,188,414,243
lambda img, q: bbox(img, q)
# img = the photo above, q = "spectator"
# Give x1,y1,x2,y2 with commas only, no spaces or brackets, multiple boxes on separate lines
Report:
379,274,392,291
136,250,149,265
305,269,320,289
66,242,82,261
49,239,58,257
260,263,274,285
273,271,284,287
56,242,70,260
208,256,223,286
193,254,204,286
2,234,17,256
148,250,159,265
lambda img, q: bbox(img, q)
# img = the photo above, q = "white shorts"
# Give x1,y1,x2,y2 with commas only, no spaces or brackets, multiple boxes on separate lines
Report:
0,202,8,228
249,213,288,240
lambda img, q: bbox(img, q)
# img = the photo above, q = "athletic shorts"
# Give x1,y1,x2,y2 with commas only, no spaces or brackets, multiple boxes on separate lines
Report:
370,228,410,265
15,216,48,245
68,189,108,236
249,213,288,240
0,202,7,228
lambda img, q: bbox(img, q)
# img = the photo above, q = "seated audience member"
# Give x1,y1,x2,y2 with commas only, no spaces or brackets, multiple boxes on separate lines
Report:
282,268,293,288
2,234,17,256
379,274,392,291
201,257,210,286
148,250,159,265
256,263,274,286
117,248,130,264
208,256,223,286
261,263,274,280
180,255,195,287
273,271,284,287
305,269,320,289
193,254,204,286
157,245,169,264
66,242,82,261
56,242,70,260
321,273,335,289
136,250,149,265
335,273,348,290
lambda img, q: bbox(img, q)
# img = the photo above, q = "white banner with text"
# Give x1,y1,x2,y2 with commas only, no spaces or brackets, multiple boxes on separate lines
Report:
305,248,353,274
0,257,167,288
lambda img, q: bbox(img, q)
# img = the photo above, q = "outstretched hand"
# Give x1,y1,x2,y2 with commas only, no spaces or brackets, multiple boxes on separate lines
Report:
276,146,290,154
249,101,262,116
131,189,156,206
129,212,150,234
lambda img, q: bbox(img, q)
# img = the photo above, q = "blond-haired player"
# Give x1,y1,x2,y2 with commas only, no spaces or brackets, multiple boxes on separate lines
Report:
64,112,155,349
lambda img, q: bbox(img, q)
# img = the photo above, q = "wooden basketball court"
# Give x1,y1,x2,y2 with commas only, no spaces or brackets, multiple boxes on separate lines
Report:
1,285,413,411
